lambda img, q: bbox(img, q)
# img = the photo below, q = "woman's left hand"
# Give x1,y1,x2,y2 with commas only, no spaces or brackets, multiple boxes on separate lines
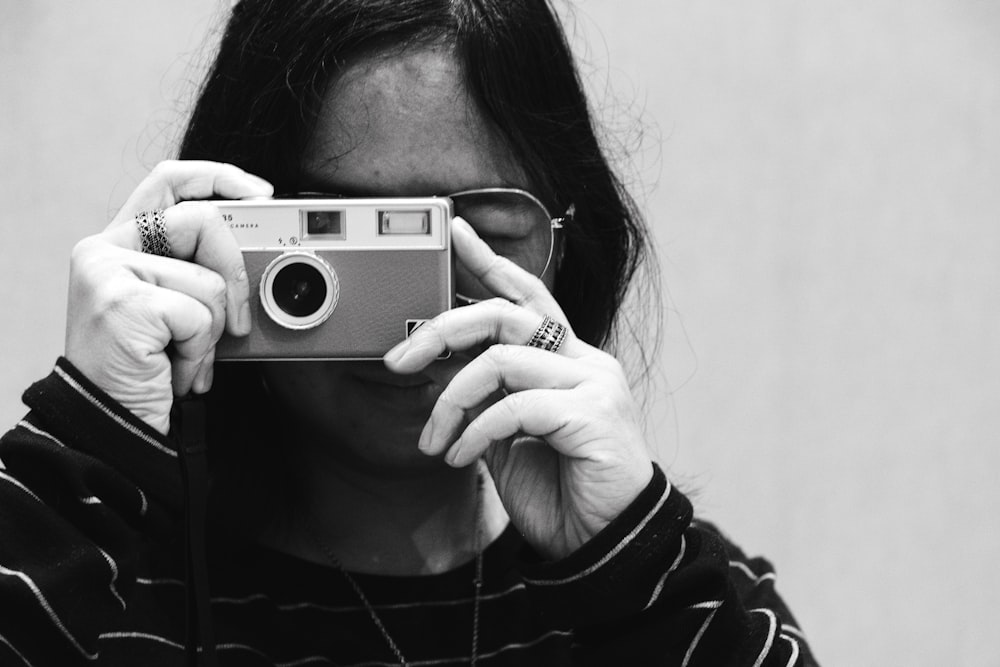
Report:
384,217,654,560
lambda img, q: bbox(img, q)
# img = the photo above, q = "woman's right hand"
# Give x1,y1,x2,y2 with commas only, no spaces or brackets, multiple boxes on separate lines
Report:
65,161,273,434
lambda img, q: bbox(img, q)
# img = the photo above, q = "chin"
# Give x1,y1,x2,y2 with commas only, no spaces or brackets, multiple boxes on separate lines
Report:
306,423,451,479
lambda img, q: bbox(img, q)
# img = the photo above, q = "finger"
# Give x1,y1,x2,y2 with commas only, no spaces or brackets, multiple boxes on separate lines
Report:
113,160,273,223
193,347,216,395
419,345,586,455
121,250,229,351
105,201,251,336
385,300,581,372
452,216,567,320
151,288,216,396
442,389,571,467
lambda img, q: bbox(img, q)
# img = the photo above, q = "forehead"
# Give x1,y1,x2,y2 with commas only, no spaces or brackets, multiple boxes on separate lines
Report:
302,46,525,195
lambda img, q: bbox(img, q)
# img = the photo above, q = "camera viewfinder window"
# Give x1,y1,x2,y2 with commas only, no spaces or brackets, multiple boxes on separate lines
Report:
378,210,431,235
303,210,345,239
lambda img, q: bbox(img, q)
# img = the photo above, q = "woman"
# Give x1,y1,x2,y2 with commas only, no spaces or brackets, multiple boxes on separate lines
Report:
0,1,817,665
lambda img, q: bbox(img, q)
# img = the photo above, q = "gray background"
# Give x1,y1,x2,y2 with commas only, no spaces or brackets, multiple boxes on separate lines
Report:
2,1,998,664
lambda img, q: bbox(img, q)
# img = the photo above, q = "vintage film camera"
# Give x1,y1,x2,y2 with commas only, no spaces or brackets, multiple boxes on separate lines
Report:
213,197,453,360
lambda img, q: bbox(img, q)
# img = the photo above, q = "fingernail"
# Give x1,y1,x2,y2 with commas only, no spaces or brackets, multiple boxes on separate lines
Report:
201,362,214,392
247,173,274,193
193,362,211,394
418,418,435,453
445,440,463,467
238,302,252,335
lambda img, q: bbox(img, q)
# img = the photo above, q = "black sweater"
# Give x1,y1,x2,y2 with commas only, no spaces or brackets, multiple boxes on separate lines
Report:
0,358,818,665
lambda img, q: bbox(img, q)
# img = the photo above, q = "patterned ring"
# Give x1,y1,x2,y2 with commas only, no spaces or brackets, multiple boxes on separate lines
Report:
525,315,568,354
135,209,171,257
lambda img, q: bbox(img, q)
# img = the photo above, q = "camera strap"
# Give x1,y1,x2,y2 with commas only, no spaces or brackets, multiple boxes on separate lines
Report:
171,396,218,667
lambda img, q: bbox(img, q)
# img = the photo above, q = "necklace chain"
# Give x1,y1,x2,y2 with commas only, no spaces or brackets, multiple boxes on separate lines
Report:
306,473,485,667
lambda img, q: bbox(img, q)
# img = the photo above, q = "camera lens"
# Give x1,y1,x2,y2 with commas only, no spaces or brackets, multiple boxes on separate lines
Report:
260,252,339,330
272,262,327,317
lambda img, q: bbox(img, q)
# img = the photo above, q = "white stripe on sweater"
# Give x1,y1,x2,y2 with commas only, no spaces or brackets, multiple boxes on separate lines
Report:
782,633,801,666
148,580,530,614
17,420,67,448
0,632,36,667
54,366,176,458
96,548,126,610
97,635,332,667
751,608,778,667
681,600,723,667
644,533,686,609
730,560,777,586
18,420,148,517
0,564,97,660
137,487,148,516
523,480,672,586
98,632,183,649
0,471,43,504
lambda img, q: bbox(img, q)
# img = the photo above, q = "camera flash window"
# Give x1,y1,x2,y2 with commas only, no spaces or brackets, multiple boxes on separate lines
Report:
378,210,431,235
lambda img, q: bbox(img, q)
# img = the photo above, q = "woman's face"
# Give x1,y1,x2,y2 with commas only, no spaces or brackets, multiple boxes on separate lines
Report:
261,45,534,474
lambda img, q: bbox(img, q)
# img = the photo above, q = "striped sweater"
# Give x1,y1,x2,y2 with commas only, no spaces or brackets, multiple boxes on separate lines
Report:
0,359,818,666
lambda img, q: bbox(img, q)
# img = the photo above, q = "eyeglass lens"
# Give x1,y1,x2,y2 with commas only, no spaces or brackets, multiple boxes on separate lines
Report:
451,190,554,301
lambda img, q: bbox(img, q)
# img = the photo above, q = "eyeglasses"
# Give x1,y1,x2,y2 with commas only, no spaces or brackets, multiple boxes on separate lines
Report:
448,187,572,302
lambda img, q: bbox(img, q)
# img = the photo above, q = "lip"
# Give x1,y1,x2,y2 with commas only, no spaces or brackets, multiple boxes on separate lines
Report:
349,369,441,409
351,368,434,388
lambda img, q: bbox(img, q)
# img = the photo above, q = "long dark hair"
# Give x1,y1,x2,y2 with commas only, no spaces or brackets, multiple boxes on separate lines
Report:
180,0,650,348
180,0,658,523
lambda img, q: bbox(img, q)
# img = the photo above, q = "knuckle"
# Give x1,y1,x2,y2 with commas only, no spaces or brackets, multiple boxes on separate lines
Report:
480,345,508,378
69,236,102,270
436,387,462,413
522,272,548,294
96,285,135,316
591,390,618,415
465,415,490,442
416,316,446,342
487,343,524,367
483,296,510,310
174,199,220,223
86,286,151,343
107,278,156,314
500,392,526,420
174,300,215,346
479,253,507,279
69,238,120,290
497,297,521,315
194,302,215,331
484,297,521,326
191,266,228,311
587,348,623,373
206,271,228,305
585,378,629,415
515,278,550,310
231,260,249,286
218,162,247,179
150,159,180,179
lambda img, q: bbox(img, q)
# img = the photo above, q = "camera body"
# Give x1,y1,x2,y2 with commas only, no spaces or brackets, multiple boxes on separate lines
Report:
213,197,453,360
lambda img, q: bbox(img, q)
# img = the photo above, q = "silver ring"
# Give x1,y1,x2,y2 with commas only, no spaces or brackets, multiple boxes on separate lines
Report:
526,315,568,353
135,209,171,257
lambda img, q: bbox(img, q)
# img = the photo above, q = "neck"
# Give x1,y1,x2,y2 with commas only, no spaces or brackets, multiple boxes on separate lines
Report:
263,452,507,576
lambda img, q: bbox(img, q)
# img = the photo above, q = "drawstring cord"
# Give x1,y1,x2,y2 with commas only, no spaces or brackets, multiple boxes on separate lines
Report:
171,396,218,667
